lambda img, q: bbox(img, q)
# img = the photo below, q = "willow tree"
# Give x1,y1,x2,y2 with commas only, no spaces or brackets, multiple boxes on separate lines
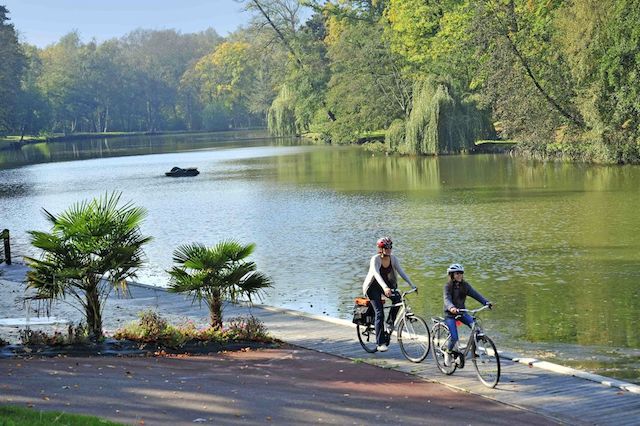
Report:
398,78,493,155
25,193,152,340
268,85,299,136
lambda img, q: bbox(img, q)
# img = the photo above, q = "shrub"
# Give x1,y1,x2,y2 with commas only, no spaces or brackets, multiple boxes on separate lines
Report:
113,312,274,347
225,316,271,342
18,322,89,346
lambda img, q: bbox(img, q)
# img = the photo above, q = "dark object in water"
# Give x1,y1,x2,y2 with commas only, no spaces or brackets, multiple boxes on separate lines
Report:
165,166,200,177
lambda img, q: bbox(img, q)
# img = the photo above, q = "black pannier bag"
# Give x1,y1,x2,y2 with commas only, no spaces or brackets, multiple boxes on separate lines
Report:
352,298,375,325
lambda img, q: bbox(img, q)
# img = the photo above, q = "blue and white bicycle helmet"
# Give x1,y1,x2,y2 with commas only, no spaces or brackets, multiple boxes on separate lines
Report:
446,263,464,274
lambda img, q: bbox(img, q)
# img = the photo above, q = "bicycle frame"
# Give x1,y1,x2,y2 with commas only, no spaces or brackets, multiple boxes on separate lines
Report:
382,287,418,332
356,286,431,363
431,303,500,388
448,305,490,367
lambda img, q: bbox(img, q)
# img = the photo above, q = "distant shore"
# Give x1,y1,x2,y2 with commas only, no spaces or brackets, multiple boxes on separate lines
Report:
0,128,271,152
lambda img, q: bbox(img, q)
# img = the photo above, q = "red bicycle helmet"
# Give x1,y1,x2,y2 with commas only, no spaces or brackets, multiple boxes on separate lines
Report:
376,237,393,249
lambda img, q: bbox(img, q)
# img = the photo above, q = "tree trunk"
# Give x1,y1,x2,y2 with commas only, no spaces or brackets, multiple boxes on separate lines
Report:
103,106,109,133
85,284,103,341
208,293,223,329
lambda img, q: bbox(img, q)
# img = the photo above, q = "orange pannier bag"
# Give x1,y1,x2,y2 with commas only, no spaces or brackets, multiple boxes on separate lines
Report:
354,297,370,306
354,297,386,306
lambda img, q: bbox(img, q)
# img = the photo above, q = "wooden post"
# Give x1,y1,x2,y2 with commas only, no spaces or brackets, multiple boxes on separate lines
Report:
2,229,10,265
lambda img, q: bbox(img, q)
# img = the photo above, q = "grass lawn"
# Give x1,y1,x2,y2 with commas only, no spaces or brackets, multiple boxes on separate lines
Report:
0,405,124,425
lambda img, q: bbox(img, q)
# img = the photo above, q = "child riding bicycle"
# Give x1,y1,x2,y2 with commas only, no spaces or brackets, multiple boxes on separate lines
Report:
443,263,492,365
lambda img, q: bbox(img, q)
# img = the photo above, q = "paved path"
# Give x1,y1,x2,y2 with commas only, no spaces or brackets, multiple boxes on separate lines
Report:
0,349,555,426
123,284,640,426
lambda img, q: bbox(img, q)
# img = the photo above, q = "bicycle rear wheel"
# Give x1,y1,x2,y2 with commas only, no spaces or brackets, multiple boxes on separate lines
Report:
431,322,457,375
357,324,378,353
398,315,431,363
472,335,500,388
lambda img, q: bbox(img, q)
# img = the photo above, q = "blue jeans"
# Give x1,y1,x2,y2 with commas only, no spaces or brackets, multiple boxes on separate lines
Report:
367,285,401,345
444,313,474,350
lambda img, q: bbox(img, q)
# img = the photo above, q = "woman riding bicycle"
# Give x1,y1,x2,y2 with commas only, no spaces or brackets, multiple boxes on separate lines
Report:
362,237,416,352
443,263,492,365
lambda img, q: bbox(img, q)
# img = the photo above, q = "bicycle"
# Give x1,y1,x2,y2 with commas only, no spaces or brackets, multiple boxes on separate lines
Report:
431,305,500,388
356,287,431,363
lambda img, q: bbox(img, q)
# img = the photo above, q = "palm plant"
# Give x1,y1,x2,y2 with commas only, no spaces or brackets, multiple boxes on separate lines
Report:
24,192,151,340
168,240,272,329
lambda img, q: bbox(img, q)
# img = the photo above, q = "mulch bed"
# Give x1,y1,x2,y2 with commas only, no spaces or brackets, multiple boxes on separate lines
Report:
0,338,282,358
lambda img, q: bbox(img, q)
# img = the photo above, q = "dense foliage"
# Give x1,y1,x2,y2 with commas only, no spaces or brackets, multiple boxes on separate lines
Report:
1,1,639,162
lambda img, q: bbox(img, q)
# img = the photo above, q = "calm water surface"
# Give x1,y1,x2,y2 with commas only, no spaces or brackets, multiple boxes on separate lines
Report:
1,132,638,382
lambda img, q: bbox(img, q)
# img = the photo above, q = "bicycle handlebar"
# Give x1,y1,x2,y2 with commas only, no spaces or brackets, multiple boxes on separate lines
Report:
458,304,492,315
402,286,418,297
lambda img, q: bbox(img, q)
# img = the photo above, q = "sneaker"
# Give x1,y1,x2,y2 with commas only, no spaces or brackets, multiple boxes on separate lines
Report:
376,344,389,352
443,350,452,366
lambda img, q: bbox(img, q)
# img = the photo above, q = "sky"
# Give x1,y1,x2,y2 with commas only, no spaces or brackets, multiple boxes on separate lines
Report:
2,0,256,47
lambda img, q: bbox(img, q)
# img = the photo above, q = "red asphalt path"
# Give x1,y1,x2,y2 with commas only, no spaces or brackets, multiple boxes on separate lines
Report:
0,347,558,425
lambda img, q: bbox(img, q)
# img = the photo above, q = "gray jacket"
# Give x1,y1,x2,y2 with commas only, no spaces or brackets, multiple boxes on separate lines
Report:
443,280,488,316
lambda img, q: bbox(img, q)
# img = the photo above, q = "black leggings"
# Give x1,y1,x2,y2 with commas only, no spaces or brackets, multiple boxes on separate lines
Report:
367,284,401,345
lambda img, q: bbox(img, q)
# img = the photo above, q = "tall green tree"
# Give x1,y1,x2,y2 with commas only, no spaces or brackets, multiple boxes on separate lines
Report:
37,32,96,133
587,0,640,158
325,18,411,142
190,41,260,128
25,193,152,340
168,240,272,329
13,44,50,139
386,0,477,89
0,6,26,132
472,0,584,143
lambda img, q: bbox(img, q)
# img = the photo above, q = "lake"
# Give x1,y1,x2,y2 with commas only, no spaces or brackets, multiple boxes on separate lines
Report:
1,131,638,383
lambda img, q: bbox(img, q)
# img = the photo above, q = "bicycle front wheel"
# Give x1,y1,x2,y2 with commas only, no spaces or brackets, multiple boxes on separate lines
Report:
398,315,431,363
472,335,501,388
431,322,457,375
357,324,378,353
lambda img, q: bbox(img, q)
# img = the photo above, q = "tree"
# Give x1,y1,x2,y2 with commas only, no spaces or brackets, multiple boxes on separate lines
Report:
245,0,337,122
13,44,50,139
191,41,257,127
168,240,272,329
386,0,478,89
324,15,412,142
37,32,96,133
0,6,26,132
25,193,152,340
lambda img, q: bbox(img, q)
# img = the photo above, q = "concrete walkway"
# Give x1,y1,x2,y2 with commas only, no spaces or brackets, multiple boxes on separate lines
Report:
122,283,640,426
